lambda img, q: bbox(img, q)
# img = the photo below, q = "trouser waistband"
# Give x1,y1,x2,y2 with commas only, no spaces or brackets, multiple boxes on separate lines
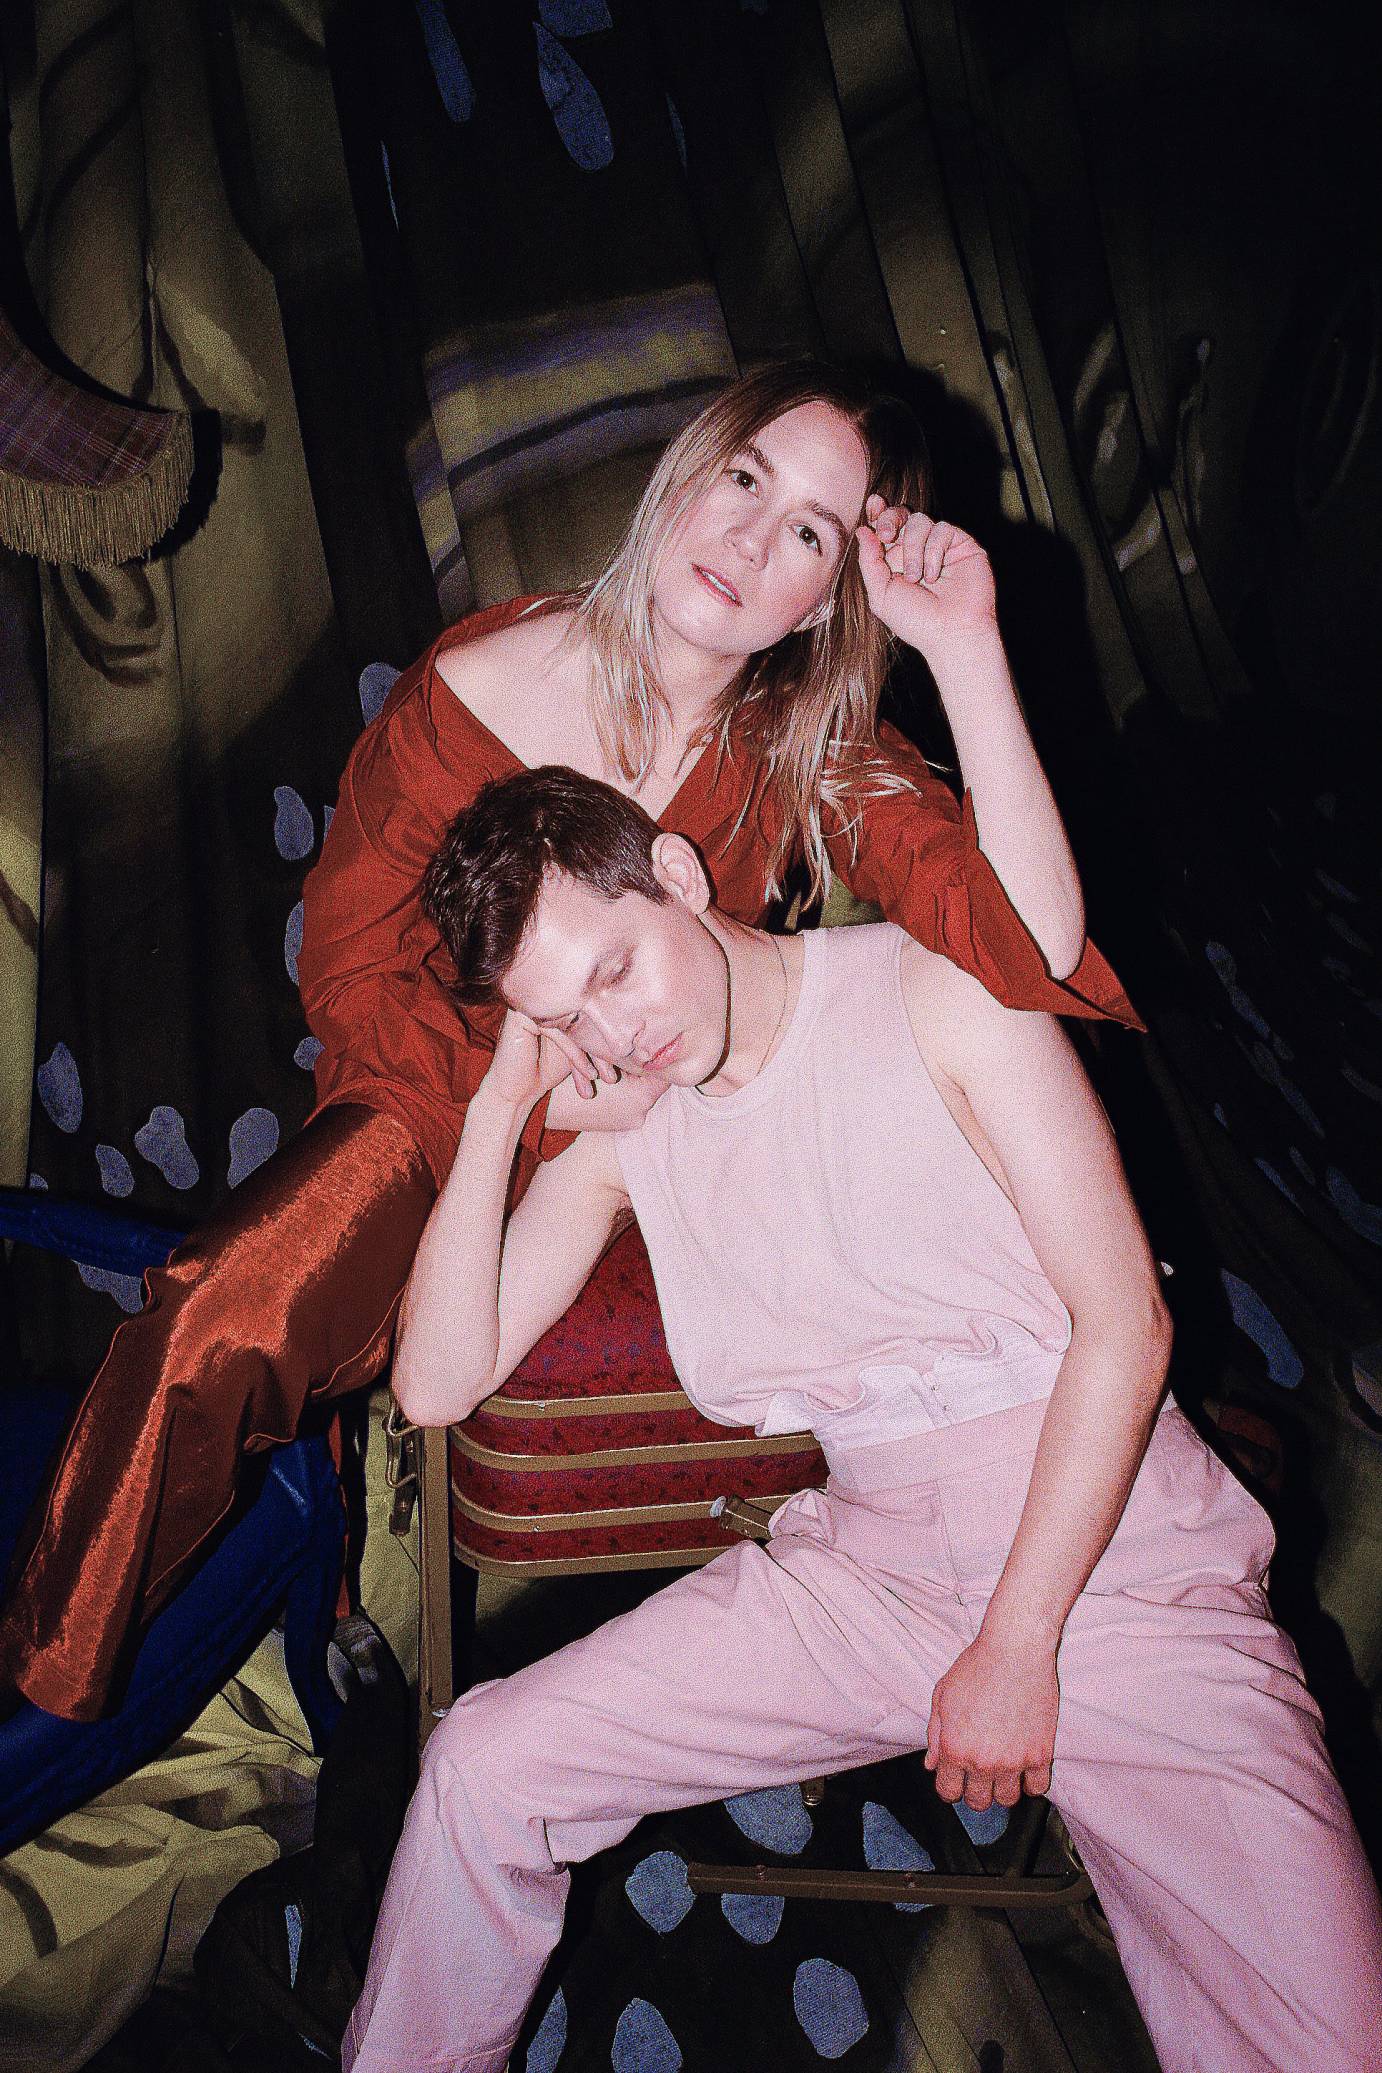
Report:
822,1392,1054,1494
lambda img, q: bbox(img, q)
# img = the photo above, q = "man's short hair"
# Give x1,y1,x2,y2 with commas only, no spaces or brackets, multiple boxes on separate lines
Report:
423,765,669,1003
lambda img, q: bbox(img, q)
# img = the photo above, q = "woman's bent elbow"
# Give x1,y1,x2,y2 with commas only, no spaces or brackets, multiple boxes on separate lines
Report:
1042,899,1088,984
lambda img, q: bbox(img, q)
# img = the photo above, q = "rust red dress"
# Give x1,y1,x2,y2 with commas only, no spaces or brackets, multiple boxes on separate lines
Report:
0,599,1138,1718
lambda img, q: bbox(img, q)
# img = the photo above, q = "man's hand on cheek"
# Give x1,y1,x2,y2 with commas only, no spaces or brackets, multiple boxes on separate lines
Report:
482,1011,615,1115
923,1631,1060,1812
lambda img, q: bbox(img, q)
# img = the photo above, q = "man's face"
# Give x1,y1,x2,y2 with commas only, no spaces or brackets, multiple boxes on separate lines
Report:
500,862,729,1086
651,400,871,659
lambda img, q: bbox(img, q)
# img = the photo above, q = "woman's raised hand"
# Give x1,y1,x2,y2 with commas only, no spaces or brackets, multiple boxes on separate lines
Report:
484,1010,617,1113
855,497,998,657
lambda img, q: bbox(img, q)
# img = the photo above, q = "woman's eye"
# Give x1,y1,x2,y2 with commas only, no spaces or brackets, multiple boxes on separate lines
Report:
728,466,756,490
795,524,822,554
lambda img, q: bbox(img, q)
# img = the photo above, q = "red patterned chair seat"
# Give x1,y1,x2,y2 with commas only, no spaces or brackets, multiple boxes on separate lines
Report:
449,1225,826,1576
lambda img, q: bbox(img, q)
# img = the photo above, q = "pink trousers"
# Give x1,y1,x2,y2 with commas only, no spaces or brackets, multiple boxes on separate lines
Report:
344,1401,1382,2073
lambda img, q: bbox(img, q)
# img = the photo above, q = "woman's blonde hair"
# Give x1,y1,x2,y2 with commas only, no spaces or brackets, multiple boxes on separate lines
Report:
570,360,932,903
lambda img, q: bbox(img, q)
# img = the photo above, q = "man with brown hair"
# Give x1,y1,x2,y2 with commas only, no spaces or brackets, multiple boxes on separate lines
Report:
345,765,1382,2073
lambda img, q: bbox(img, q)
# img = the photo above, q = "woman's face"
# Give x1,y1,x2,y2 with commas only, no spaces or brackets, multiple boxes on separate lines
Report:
651,401,871,662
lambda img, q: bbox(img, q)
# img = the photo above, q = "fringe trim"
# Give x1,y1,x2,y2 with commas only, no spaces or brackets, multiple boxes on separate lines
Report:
0,412,195,568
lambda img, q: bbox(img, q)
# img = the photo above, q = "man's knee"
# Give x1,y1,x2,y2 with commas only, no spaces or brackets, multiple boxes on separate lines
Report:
424,1676,592,1815
416,1683,564,1867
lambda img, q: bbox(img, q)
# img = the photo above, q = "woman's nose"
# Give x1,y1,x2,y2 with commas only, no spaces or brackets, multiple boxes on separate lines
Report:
726,512,769,567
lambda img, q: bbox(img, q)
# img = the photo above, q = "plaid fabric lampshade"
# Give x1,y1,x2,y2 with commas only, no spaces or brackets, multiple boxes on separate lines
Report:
0,306,194,567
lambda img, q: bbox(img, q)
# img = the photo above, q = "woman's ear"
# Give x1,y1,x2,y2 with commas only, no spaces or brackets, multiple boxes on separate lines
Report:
650,833,711,913
792,562,851,635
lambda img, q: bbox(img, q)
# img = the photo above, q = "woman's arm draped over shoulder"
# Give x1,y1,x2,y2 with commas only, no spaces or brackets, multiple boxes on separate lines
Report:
847,511,1140,1028
926,619,1082,976
829,721,1141,1027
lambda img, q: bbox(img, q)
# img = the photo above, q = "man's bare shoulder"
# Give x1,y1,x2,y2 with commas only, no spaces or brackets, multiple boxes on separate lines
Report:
896,935,1066,1080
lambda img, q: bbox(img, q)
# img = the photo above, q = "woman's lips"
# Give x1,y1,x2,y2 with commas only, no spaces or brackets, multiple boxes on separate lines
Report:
693,564,742,606
647,1034,683,1069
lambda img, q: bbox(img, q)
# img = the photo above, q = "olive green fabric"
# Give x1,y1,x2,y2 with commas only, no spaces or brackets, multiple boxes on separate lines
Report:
0,1383,418,2073
0,550,42,1190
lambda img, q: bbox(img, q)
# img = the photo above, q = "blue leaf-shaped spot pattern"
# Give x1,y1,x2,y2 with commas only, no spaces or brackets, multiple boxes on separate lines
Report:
721,1890,784,1944
666,95,687,170
624,1850,694,1932
724,1784,812,1854
76,1261,144,1313
862,1799,934,1912
273,785,315,861
134,1106,201,1190
415,0,475,121
96,1144,135,1197
1220,1271,1304,1388
1328,1167,1382,1245
285,901,304,985
793,1957,869,2058
955,1800,1010,1847
535,25,613,171
611,1998,681,2072
37,1042,83,1133
526,1985,567,2072
359,662,400,726
228,1108,281,1188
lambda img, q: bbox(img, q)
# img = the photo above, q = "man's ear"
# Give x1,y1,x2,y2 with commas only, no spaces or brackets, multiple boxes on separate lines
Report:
650,833,711,913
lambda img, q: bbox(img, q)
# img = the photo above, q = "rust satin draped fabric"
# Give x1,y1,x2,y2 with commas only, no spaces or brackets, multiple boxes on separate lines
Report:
0,1108,434,1720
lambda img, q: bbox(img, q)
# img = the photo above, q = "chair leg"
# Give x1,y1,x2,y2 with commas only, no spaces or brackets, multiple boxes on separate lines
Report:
685,1860,1094,1908
687,1793,1095,1911
416,1424,455,1756
450,1557,480,1695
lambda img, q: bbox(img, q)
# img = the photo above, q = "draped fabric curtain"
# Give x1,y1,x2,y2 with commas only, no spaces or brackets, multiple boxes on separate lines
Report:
1,0,435,1379
0,547,43,1196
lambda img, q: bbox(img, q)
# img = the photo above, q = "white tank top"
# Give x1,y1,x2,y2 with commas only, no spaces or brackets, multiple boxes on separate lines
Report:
614,923,1071,1463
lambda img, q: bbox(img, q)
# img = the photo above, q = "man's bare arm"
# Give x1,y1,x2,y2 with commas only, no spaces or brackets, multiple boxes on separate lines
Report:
900,943,1172,1807
547,1066,669,1133
392,1019,630,1427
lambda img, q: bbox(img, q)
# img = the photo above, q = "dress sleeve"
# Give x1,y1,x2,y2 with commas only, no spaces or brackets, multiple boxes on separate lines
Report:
297,660,574,1191
830,721,1142,1028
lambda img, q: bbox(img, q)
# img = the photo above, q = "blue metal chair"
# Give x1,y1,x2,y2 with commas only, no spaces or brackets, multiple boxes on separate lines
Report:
0,1185,345,1857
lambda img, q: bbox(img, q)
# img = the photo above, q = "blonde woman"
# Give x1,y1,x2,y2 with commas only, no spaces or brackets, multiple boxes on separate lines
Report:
1,362,1135,1722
